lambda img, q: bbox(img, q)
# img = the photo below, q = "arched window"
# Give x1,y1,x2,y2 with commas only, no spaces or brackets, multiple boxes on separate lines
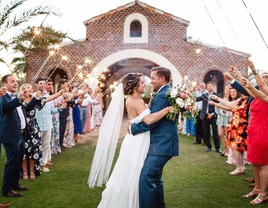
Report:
124,13,148,43
130,20,142,37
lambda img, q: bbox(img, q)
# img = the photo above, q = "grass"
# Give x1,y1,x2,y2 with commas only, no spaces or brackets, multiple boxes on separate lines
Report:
0,134,266,208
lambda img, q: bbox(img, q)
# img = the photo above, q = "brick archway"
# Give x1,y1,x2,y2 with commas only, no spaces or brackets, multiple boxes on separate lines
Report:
92,49,182,91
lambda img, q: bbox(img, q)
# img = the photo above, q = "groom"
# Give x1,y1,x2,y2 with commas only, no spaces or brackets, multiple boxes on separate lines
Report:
130,67,179,208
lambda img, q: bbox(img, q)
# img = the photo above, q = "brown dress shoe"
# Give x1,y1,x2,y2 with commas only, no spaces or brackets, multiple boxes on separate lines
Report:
14,185,29,191
3,189,23,197
0,204,10,208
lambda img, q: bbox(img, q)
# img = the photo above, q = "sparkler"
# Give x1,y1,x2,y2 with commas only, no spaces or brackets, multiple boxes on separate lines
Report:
45,55,69,83
13,13,49,73
30,49,57,84
69,57,93,84
242,0,268,49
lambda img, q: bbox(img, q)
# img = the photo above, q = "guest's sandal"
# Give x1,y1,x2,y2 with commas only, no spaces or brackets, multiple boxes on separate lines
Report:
250,193,268,204
243,189,260,198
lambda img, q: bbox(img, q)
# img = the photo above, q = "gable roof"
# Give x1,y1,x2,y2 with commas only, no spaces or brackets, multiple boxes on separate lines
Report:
83,1,190,25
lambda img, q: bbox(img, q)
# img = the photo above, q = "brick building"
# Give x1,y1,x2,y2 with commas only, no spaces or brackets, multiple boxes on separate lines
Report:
26,0,250,99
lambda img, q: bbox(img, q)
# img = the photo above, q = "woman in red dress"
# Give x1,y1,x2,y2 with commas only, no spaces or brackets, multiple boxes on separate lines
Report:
235,60,268,205
240,77,268,205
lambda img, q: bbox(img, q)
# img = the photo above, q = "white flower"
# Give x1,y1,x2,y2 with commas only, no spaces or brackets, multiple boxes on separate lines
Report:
176,98,184,108
33,139,37,145
185,98,192,106
33,154,39,160
170,89,177,98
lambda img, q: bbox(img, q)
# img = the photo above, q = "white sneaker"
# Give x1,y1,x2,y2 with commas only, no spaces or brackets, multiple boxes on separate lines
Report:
41,166,49,172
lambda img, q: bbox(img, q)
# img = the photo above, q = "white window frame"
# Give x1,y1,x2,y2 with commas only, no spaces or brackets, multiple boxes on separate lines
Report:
124,13,148,44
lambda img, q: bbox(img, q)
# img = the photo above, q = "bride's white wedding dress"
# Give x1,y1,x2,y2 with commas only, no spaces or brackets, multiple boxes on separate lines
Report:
98,108,150,208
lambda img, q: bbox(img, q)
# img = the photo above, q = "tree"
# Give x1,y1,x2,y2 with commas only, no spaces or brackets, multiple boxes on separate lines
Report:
0,0,60,66
11,26,76,54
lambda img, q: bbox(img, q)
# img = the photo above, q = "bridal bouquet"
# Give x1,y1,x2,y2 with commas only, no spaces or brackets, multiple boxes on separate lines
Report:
165,86,199,124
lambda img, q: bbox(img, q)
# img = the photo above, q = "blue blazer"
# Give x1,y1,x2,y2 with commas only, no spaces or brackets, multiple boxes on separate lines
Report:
1,94,38,144
0,97,22,143
131,84,179,156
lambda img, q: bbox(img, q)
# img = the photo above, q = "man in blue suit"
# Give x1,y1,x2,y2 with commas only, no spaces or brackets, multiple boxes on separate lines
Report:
130,67,179,208
1,74,38,197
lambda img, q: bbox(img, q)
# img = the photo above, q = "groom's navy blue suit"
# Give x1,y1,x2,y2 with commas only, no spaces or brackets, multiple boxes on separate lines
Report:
131,84,179,208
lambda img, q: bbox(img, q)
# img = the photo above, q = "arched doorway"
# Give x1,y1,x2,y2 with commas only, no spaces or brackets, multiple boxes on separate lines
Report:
98,58,158,110
92,49,182,91
204,70,224,95
48,68,68,92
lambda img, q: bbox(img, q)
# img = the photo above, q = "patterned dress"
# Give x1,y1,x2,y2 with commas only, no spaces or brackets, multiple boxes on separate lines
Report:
227,103,248,152
24,98,46,176
63,107,75,148
51,96,63,155
91,95,103,129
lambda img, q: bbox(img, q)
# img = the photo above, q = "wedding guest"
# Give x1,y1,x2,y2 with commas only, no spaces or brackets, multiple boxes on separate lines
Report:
238,65,268,204
59,79,77,151
0,84,25,200
83,88,94,133
194,82,207,144
70,82,84,144
1,74,38,197
212,86,234,157
196,82,221,152
34,78,65,172
21,83,64,179
185,111,195,136
91,87,104,129
210,93,249,175
80,85,98,133
62,86,75,148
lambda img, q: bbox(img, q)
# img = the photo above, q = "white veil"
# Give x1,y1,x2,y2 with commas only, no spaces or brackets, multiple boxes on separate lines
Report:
88,83,124,188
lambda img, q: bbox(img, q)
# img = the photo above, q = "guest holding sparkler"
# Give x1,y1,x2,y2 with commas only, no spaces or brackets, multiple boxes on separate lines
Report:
196,82,221,153
20,83,65,179
230,60,268,205
91,87,104,130
34,78,66,172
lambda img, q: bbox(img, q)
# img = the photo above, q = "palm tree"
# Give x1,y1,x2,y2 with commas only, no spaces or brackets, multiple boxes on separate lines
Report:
0,0,60,66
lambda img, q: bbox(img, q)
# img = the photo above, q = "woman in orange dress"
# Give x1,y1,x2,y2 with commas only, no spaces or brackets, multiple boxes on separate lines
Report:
210,94,249,175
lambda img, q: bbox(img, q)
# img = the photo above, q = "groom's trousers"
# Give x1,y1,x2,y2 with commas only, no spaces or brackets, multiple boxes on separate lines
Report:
139,155,172,208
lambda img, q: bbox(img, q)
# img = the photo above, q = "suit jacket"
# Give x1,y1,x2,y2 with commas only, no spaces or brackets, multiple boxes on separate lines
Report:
1,94,39,144
0,97,22,143
231,80,258,118
131,84,179,156
196,92,220,120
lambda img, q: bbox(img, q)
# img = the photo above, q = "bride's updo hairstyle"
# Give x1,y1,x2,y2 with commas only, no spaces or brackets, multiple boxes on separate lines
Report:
122,73,142,95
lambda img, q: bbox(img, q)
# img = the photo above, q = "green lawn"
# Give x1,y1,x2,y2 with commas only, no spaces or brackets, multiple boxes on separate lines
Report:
0,134,266,208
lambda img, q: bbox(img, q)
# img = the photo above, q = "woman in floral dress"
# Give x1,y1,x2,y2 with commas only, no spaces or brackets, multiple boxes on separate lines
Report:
21,83,63,179
210,94,249,175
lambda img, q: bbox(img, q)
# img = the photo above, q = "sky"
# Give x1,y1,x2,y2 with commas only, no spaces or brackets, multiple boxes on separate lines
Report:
1,0,268,76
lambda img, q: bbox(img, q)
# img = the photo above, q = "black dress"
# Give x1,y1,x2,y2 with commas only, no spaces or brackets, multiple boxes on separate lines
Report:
24,98,46,176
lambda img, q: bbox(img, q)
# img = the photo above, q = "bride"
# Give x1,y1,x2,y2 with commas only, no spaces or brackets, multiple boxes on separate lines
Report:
88,73,174,208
